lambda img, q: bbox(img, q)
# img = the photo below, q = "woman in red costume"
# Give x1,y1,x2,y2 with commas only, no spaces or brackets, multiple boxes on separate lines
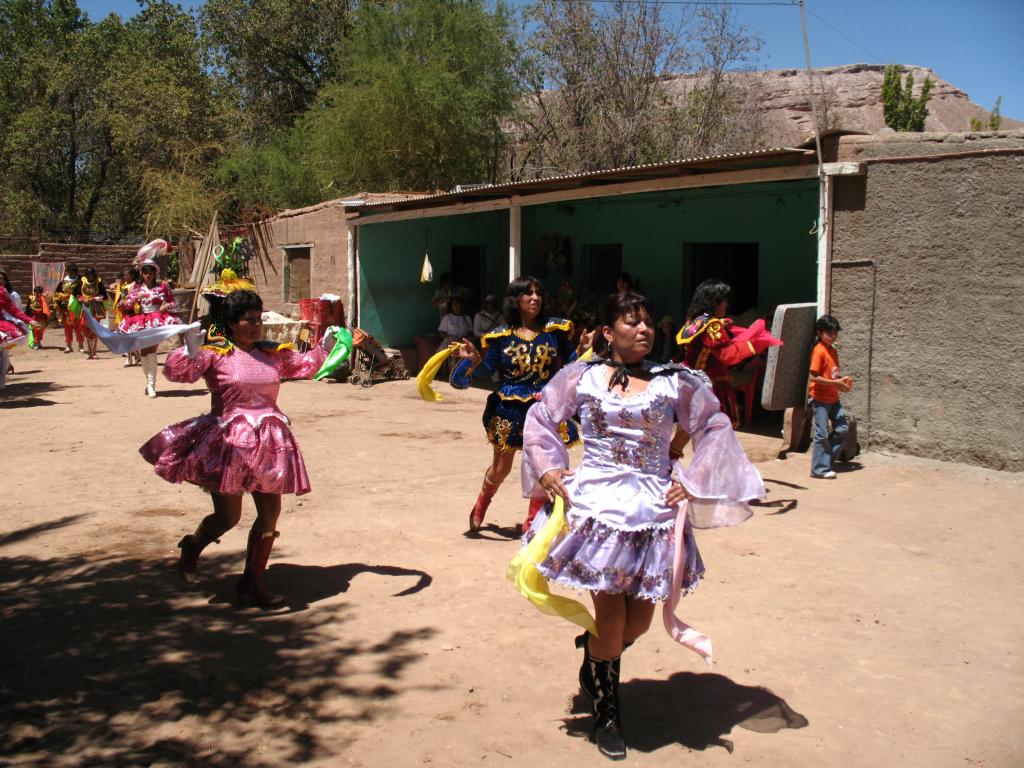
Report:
119,241,178,398
0,279,37,390
675,279,781,427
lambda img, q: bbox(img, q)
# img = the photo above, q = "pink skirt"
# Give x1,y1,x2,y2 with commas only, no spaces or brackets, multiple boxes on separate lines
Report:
120,311,179,332
0,319,27,344
140,412,312,495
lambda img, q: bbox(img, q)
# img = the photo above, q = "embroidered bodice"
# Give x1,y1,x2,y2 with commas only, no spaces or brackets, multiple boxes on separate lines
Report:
163,343,328,428
122,282,175,314
472,318,576,400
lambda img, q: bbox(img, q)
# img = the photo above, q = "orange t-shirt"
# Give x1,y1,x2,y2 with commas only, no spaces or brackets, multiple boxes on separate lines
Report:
808,341,840,403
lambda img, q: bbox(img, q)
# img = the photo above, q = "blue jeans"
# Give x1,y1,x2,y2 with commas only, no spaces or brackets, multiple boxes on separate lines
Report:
811,399,849,475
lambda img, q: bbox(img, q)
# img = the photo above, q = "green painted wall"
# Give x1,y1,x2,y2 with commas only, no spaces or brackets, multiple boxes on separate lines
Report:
358,179,817,347
358,210,508,346
522,179,818,324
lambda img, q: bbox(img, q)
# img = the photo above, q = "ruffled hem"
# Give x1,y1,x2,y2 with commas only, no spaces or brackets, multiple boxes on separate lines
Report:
120,312,179,332
528,509,704,602
139,414,312,495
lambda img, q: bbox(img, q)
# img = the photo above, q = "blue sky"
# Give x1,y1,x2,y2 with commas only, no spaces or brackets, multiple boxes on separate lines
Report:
79,0,1023,119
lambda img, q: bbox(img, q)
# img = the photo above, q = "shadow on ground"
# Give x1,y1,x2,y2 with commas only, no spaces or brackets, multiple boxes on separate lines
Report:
0,524,437,767
564,671,808,754
0,379,70,408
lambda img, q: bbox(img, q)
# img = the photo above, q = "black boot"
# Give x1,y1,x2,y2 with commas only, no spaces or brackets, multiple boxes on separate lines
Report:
576,631,598,698
177,519,222,584
589,656,626,761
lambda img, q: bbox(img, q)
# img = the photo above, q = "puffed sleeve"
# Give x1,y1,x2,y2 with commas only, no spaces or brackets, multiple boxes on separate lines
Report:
160,284,178,311
163,346,216,383
556,325,578,364
275,342,330,380
671,371,765,528
521,360,586,498
475,337,503,375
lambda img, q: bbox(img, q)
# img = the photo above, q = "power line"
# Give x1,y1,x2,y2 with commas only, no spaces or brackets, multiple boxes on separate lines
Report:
802,4,887,65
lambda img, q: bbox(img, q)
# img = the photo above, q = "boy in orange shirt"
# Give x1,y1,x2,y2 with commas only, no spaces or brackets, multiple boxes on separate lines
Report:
809,314,853,479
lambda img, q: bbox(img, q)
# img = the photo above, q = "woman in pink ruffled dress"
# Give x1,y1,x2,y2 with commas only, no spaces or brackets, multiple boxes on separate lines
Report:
140,290,334,607
119,245,179,398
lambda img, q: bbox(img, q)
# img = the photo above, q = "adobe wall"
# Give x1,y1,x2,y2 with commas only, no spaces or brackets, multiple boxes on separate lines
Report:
830,132,1024,471
251,202,350,318
0,244,140,294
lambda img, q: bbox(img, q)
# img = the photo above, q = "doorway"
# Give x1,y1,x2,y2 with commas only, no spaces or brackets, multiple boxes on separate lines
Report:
682,242,759,317
451,245,484,311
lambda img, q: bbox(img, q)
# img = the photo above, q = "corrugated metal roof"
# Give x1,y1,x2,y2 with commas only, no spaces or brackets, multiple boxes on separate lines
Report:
350,146,814,214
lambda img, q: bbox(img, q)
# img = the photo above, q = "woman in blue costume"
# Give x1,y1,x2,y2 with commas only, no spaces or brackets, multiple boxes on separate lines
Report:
452,276,587,533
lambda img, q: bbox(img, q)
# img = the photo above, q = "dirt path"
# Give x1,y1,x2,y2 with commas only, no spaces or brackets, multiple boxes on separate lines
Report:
1,343,1021,767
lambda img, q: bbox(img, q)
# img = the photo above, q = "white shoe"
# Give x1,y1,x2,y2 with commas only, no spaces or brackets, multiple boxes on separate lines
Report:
146,384,157,398
811,471,837,479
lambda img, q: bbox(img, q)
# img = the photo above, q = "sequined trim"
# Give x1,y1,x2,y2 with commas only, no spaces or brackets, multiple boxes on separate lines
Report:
486,415,515,453
216,412,291,429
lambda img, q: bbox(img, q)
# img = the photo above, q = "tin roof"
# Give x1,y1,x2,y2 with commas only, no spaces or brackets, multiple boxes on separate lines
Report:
348,146,815,215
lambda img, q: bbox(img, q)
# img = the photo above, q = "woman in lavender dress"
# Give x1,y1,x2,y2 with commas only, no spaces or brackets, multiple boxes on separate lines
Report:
140,290,335,607
521,292,764,760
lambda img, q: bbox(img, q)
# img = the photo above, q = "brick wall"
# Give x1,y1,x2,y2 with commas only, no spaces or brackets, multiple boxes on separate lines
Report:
0,243,142,294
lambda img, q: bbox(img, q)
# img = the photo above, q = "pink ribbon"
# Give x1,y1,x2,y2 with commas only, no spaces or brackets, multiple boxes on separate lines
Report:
662,499,713,668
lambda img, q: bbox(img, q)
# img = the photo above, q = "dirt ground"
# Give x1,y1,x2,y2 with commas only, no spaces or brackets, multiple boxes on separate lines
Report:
1,342,1022,768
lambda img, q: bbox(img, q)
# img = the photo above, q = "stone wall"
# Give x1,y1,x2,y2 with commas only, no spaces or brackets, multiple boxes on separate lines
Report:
251,202,350,319
829,132,1024,470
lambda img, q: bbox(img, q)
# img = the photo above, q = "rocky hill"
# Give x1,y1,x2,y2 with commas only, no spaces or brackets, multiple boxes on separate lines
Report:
663,63,1022,147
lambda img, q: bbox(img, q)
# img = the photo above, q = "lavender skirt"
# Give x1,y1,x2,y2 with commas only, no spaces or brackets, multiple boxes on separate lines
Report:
527,504,705,602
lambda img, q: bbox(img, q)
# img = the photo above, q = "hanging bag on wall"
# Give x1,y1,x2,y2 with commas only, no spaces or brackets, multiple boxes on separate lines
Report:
419,253,433,283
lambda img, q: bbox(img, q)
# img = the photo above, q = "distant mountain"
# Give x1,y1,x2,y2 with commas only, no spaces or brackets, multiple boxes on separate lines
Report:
663,63,1021,147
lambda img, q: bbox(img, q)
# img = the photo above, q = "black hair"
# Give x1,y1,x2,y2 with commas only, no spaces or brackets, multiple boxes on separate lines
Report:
598,291,655,359
124,266,140,282
686,279,731,322
815,314,841,334
208,290,263,339
600,291,654,328
66,263,79,274
33,285,43,292
85,267,98,280
503,275,547,327
0,271,10,291
615,272,633,290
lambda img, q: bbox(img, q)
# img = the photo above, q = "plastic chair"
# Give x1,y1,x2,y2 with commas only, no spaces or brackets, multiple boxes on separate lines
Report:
732,355,765,427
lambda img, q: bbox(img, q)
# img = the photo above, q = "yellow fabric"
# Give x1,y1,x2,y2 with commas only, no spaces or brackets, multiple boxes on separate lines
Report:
506,497,598,636
416,343,459,402
579,347,596,362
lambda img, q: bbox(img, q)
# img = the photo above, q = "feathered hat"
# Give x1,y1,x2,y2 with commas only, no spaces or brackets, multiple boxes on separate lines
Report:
136,239,173,272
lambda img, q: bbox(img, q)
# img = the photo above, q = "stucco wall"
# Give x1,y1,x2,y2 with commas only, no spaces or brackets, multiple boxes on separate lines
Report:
253,203,349,317
830,145,1024,470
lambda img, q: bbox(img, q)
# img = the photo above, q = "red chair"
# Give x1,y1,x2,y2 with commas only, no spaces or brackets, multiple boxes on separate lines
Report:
732,355,766,427
299,299,329,343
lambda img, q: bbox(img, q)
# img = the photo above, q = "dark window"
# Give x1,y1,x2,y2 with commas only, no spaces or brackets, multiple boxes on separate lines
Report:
283,246,311,303
583,244,623,293
682,242,759,316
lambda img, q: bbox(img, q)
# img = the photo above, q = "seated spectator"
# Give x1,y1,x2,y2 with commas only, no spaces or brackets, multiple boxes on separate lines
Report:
438,297,473,349
473,294,502,341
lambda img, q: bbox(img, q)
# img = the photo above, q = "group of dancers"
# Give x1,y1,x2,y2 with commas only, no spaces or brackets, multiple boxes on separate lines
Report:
0,240,186,397
10,246,780,761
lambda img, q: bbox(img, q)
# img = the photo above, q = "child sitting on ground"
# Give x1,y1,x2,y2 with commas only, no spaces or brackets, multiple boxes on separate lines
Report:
808,314,854,479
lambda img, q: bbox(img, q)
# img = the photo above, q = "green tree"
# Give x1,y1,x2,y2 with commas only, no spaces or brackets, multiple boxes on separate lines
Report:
970,96,1002,131
303,0,520,191
0,0,230,238
200,0,355,141
881,64,933,132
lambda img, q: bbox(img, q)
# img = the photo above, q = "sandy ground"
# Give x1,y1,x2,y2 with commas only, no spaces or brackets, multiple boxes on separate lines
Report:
1,342,1022,768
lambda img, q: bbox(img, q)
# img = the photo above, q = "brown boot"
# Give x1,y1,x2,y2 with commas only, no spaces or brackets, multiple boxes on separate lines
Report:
468,471,499,532
236,529,285,607
176,520,222,585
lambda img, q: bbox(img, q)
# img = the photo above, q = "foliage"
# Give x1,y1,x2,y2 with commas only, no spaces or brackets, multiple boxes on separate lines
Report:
200,0,355,142
512,0,762,178
969,96,1002,132
881,64,933,132
303,0,520,191
0,0,231,239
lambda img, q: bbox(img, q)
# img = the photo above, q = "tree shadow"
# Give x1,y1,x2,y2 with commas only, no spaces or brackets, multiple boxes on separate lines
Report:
0,380,69,408
0,552,438,767
563,671,808,754
0,515,88,547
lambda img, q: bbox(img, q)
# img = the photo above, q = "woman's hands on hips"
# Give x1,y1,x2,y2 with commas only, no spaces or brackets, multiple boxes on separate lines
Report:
539,468,574,503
